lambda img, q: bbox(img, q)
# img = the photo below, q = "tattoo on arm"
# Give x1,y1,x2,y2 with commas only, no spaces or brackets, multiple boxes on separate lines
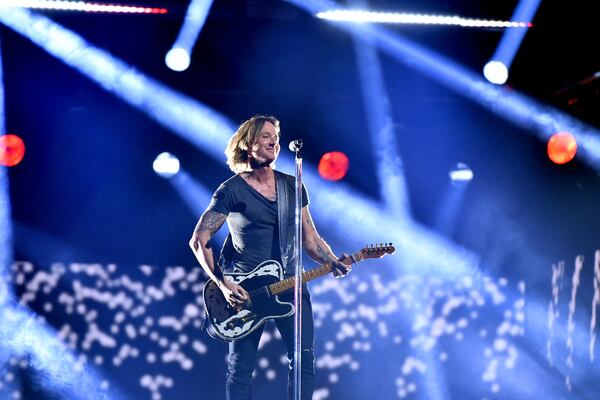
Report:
303,208,335,263
304,211,317,231
196,211,227,248
316,243,336,263
199,210,227,233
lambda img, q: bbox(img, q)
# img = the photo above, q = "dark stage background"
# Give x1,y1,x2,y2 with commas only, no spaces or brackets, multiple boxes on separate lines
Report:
1,1,600,399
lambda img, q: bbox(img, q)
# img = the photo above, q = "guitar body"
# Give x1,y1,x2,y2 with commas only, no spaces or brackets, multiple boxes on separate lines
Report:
203,259,294,341
202,244,395,342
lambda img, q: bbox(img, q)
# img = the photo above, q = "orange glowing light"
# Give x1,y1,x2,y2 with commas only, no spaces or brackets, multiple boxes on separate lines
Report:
0,134,26,167
547,131,577,165
318,151,349,181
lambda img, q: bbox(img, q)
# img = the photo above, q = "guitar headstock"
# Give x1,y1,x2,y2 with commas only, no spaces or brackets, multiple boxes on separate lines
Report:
360,243,395,259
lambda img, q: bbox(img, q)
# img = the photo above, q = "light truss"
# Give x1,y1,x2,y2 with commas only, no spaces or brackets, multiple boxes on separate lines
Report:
316,10,532,28
0,0,168,14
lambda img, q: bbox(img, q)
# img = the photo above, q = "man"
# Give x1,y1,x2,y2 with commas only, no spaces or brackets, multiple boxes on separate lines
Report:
189,115,350,400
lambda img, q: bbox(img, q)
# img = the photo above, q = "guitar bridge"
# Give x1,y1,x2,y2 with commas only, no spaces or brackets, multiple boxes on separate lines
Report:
226,313,257,330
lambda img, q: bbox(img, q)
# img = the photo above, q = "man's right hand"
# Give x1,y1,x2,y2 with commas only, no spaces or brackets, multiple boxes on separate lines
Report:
218,279,249,311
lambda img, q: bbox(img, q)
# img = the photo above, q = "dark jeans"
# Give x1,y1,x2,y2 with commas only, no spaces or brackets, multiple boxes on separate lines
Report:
226,287,315,400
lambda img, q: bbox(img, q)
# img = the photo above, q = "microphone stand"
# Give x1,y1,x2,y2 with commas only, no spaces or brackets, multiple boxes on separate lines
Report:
291,140,303,400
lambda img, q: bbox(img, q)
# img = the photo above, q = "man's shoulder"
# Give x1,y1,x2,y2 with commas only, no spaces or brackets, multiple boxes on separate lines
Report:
274,170,295,184
217,174,243,190
211,175,244,200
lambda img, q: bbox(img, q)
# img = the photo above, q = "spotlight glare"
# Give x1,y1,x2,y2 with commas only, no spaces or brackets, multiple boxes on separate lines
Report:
153,152,180,178
165,47,191,72
547,132,577,165
483,61,509,85
449,163,473,182
0,134,26,167
318,151,349,181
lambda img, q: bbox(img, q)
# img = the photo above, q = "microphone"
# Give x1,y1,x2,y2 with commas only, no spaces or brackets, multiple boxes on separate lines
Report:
288,139,303,152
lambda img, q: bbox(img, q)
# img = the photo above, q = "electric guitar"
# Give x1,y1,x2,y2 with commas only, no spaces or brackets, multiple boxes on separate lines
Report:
202,243,395,341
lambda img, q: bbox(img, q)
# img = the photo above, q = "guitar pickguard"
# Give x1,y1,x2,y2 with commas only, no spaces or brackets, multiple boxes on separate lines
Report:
226,260,281,284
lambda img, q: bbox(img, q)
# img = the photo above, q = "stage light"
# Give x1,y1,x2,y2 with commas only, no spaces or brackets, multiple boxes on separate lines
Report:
153,152,180,178
486,0,541,82
318,151,349,181
165,47,191,72
316,10,532,28
483,61,508,85
166,0,214,72
547,132,577,165
0,134,25,167
0,1,168,14
449,162,473,183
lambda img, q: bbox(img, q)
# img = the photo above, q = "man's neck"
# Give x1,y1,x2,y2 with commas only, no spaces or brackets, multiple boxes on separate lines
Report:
246,166,273,184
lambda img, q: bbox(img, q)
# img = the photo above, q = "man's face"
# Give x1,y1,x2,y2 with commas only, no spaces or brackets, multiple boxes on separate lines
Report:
249,121,280,165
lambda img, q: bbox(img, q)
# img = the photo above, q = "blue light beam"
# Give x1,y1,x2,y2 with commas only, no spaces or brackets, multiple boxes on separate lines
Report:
351,0,409,218
0,6,234,162
491,0,542,71
0,28,21,399
0,305,125,400
0,27,12,304
288,0,600,170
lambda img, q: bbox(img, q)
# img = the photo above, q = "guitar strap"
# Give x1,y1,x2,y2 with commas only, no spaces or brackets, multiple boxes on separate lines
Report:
275,171,294,275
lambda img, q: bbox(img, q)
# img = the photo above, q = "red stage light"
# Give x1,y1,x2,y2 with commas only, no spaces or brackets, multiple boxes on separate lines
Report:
547,131,577,165
318,151,349,181
0,134,26,167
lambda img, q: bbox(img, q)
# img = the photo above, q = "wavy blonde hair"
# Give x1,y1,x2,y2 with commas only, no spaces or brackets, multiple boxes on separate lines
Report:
225,115,280,173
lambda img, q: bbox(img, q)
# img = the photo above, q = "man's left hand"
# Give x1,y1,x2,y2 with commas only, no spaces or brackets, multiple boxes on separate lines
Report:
332,253,352,278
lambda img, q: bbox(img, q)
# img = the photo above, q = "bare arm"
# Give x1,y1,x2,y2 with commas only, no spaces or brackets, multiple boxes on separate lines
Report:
302,206,351,277
189,209,248,307
189,209,227,284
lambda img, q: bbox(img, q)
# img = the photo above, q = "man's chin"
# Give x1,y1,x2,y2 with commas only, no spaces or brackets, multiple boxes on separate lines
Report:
250,158,276,169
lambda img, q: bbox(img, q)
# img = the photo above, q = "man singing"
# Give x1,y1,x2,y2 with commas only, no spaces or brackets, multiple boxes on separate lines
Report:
189,115,350,399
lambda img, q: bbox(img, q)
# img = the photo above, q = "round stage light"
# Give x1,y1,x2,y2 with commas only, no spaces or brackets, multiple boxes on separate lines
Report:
0,134,26,167
318,151,349,181
547,131,577,165
449,162,473,183
153,152,180,178
483,61,508,85
165,47,191,72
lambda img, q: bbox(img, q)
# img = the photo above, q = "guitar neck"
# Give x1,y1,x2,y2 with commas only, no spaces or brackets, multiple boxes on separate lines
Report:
268,251,362,296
